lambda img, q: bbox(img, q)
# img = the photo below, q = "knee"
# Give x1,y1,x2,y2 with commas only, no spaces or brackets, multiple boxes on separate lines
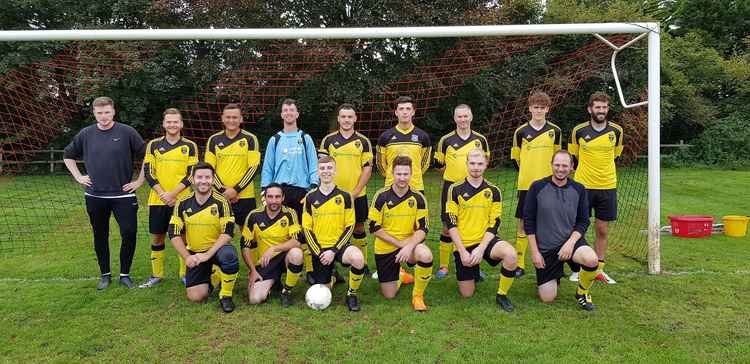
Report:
381,288,397,299
539,295,556,304
349,249,364,267
415,245,433,263
287,248,303,264
187,291,207,303
248,291,265,305
217,245,239,274
459,286,475,298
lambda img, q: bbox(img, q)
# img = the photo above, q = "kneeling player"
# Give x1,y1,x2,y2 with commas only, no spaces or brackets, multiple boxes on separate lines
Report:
169,162,239,313
369,156,433,311
302,156,366,311
524,150,599,310
444,149,517,312
241,183,304,307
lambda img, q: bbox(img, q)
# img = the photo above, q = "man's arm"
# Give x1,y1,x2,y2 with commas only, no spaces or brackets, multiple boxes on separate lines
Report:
302,195,322,256
62,131,91,187
304,134,319,188
63,158,91,187
260,137,276,190
352,166,372,197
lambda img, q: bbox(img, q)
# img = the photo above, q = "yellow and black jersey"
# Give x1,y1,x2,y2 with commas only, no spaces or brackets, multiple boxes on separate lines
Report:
168,192,234,253
434,130,490,183
318,131,373,198
569,121,624,189
444,179,502,249
376,125,431,191
510,122,562,190
205,130,261,199
302,186,355,256
240,206,301,258
144,136,199,206
368,187,429,255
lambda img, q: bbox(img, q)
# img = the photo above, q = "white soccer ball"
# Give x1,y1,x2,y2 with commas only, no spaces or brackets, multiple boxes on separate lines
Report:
305,284,332,310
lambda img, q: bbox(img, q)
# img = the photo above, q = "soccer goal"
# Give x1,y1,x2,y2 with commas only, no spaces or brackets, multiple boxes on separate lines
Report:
0,23,661,273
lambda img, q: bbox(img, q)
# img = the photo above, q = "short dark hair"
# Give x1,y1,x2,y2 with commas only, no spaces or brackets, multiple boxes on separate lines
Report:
192,162,215,177
92,96,114,109
265,182,284,195
223,103,242,112
588,92,611,106
318,155,336,165
392,155,412,171
552,149,574,165
395,96,414,108
337,103,356,114
281,98,297,108
528,91,551,107
163,107,182,119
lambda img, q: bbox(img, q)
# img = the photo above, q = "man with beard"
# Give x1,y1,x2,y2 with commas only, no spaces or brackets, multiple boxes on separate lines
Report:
568,92,624,284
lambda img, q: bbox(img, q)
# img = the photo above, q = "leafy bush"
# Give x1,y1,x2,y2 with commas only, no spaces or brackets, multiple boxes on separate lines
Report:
666,112,750,169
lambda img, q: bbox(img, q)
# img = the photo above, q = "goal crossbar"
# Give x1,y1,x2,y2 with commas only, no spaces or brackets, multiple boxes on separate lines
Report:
0,23,661,274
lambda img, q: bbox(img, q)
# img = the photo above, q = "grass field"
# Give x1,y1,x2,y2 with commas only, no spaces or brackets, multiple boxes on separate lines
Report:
1,168,748,363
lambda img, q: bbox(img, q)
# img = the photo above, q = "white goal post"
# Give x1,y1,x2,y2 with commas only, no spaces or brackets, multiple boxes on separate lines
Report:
0,23,661,273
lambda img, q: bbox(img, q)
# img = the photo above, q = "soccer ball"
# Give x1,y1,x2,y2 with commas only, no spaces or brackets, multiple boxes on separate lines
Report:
305,284,332,310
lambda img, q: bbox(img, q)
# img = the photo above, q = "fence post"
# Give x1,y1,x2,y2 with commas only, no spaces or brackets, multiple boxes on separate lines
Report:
50,150,55,173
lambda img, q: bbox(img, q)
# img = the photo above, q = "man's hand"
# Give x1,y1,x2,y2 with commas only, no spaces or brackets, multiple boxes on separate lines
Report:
185,254,201,268
260,247,276,268
160,191,178,206
459,249,476,267
76,175,92,187
223,188,238,202
558,240,575,261
469,246,484,266
532,251,545,269
248,270,262,285
123,179,143,193
395,243,415,264
320,250,335,266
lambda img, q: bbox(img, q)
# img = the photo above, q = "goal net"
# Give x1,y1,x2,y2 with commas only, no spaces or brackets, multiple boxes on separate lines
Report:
0,26,657,270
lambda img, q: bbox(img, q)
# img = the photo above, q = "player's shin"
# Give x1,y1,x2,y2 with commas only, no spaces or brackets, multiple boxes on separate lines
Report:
301,244,314,273
413,261,433,297
178,255,186,279
439,234,452,268
284,262,303,292
348,266,365,295
150,244,165,278
497,267,516,295
577,264,598,295
352,231,368,267
515,233,528,270
210,265,221,291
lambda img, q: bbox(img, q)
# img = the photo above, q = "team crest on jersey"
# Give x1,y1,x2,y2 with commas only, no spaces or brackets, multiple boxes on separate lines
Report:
280,219,287,228
335,196,342,205
181,146,188,154
474,140,481,148
484,190,491,199
408,199,415,208
548,130,555,139
354,140,361,149
239,139,246,148
609,133,615,143
411,134,419,142
210,206,218,216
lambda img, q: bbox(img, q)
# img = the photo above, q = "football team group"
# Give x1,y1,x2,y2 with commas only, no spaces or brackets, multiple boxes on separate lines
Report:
63,91,623,313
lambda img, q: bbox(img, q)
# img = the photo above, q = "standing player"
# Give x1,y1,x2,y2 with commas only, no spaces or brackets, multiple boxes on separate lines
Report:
444,149,517,312
205,103,261,248
302,156,366,311
139,108,199,288
63,96,146,290
376,96,431,193
369,156,434,311
318,104,373,275
433,104,490,279
568,92,623,284
510,92,561,278
168,162,239,313
241,183,304,307
261,98,320,280
524,150,600,310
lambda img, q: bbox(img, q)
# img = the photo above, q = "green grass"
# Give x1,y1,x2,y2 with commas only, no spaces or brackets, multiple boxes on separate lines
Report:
0,168,749,362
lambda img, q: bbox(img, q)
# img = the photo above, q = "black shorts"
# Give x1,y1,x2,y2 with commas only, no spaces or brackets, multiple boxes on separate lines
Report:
375,248,417,283
354,195,368,223
149,205,174,234
310,246,350,284
453,238,503,282
255,251,288,281
232,198,257,229
588,189,617,221
185,245,239,288
440,180,452,223
514,190,528,219
535,239,589,286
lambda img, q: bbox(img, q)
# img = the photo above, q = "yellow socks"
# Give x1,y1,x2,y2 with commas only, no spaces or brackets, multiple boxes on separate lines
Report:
219,270,238,298
178,255,186,279
352,232,368,268
497,267,515,295
150,244,165,278
577,264,598,295
283,262,303,292
210,265,221,289
302,244,314,273
515,233,528,270
413,261,433,297
439,234,452,269
597,259,606,272
348,266,365,295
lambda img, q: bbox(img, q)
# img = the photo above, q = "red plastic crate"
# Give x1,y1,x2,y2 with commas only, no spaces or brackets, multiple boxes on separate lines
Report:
668,215,714,238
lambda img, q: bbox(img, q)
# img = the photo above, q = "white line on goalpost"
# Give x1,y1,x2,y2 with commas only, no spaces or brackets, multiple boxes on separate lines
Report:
0,23,661,274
